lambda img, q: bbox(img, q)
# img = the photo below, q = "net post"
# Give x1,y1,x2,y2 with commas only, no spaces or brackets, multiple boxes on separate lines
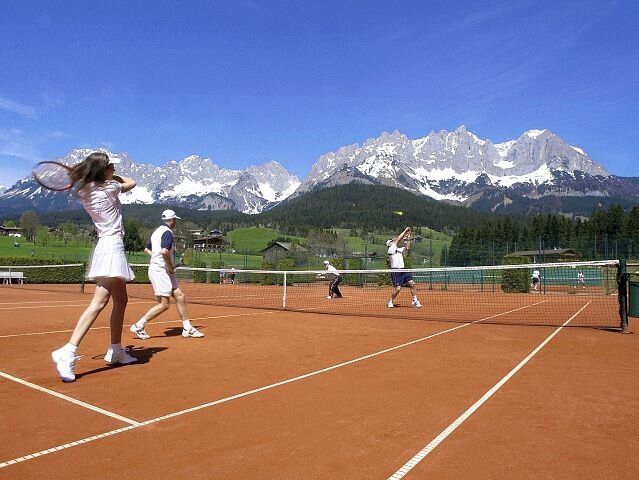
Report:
282,272,287,309
617,260,629,334
81,263,86,294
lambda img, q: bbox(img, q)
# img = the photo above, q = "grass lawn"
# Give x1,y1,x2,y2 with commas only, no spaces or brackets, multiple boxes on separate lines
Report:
0,225,452,269
226,227,303,253
0,235,93,263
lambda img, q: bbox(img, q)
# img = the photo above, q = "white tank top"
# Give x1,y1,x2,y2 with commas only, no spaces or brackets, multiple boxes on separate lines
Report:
149,225,174,271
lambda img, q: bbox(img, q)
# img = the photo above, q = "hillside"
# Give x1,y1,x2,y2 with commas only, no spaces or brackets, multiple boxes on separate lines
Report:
259,184,500,235
4,184,499,235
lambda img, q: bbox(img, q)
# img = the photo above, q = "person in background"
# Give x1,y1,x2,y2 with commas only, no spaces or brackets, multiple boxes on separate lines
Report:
323,260,343,299
576,271,586,288
386,227,422,308
129,209,204,340
51,152,138,382
531,269,541,291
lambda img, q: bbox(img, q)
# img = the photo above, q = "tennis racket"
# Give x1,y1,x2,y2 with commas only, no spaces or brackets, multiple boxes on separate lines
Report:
32,161,74,191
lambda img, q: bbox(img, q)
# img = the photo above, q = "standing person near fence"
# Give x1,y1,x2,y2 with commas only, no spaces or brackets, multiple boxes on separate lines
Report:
386,227,422,308
531,268,541,291
51,152,138,383
576,271,586,288
323,260,343,299
130,210,204,340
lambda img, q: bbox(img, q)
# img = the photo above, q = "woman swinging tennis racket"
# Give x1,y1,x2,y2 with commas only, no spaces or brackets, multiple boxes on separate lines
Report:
43,152,139,382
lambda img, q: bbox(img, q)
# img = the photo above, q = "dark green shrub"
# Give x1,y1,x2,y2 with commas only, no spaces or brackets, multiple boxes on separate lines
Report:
501,256,531,293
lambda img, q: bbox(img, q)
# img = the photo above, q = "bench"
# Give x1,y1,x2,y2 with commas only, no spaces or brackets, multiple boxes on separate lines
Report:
0,271,24,284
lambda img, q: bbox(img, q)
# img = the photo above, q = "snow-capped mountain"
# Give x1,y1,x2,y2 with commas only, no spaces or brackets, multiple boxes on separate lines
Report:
295,126,613,204
0,149,301,214
0,126,636,217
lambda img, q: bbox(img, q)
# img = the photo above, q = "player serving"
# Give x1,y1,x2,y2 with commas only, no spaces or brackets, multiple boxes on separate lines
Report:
386,227,422,308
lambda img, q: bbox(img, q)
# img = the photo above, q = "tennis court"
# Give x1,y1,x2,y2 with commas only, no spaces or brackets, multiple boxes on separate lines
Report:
1,263,638,479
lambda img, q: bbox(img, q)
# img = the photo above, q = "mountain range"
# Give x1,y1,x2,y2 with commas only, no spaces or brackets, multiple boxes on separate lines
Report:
0,126,636,217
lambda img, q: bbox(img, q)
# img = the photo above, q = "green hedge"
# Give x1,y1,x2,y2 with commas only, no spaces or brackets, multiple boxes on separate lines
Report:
501,256,531,293
192,261,208,283
0,257,85,284
129,264,150,283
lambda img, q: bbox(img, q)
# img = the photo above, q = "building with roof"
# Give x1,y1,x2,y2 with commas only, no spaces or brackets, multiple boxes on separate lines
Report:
506,248,580,263
260,242,308,262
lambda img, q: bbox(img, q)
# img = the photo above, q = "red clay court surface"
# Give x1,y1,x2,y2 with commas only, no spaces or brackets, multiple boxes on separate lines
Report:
1,285,638,479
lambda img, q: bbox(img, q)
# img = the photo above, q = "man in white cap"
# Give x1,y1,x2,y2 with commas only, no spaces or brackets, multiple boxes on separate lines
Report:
323,260,343,299
386,227,422,308
130,209,204,339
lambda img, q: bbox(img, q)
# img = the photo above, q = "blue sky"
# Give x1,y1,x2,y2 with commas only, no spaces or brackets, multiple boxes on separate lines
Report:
1,0,637,186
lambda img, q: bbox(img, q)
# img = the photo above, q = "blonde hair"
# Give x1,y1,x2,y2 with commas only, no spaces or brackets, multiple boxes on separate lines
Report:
70,152,111,192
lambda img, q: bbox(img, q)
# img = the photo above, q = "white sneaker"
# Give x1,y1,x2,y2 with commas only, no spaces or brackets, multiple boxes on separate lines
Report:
104,346,138,364
52,348,78,382
130,324,150,340
412,300,423,308
182,327,204,338
387,301,395,308
326,296,332,299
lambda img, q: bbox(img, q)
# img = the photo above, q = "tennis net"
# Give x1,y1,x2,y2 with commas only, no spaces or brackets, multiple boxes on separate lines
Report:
126,260,624,329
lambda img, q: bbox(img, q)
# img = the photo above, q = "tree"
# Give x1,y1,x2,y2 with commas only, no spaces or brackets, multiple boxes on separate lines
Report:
36,226,51,247
19,211,39,243
124,219,145,252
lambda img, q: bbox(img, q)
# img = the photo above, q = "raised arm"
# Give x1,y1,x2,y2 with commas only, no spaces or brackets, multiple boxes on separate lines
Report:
113,174,136,193
394,227,411,245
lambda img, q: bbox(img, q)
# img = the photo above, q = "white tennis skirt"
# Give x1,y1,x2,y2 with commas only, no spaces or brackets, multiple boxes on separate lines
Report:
86,235,135,281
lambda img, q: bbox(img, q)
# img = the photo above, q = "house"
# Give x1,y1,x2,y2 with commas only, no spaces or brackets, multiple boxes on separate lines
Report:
506,248,580,263
260,242,308,262
193,235,228,252
0,226,23,237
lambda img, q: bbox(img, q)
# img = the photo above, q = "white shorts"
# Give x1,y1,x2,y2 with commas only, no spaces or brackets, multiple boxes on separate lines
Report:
149,268,179,297
87,235,135,281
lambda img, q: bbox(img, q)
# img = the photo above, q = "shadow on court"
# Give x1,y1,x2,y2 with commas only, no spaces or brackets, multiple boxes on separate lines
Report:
79,346,168,379
162,326,206,337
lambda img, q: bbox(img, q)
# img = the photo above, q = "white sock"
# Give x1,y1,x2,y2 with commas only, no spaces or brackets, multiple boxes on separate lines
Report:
182,320,193,330
413,296,418,302
136,318,148,328
62,343,77,354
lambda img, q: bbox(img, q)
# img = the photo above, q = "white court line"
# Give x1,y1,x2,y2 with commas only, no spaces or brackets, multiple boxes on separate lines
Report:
0,371,140,426
0,301,153,311
0,300,547,469
0,300,91,306
387,301,591,480
0,311,276,339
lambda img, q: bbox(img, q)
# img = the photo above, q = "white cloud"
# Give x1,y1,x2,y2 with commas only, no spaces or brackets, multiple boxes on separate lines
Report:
0,96,37,118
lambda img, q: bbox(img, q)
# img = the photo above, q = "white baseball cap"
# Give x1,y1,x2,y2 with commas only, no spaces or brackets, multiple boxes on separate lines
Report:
323,260,330,265
161,209,181,220
386,239,393,247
